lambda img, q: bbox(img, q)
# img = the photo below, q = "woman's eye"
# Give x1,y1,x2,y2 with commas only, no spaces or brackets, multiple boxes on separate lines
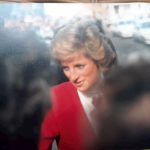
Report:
77,65,85,69
62,66,69,71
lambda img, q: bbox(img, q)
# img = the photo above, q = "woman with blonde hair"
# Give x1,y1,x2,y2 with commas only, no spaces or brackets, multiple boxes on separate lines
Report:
39,19,117,150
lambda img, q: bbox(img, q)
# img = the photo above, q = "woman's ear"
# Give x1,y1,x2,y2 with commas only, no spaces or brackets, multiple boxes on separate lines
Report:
101,67,110,72
100,66,114,79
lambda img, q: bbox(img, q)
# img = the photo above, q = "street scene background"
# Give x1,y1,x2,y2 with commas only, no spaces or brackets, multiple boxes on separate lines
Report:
1,3,150,67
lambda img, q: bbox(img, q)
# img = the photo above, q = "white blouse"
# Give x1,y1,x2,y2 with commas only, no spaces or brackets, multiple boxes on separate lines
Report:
77,90,96,130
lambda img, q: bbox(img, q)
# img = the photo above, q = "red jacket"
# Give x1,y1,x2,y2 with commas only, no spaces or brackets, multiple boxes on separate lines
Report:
39,82,95,150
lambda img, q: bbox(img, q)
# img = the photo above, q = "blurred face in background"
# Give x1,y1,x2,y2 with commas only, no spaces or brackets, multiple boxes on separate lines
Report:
60,52,100,94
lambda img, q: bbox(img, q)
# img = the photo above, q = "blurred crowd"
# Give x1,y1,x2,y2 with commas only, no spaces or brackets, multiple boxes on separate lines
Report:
96,61,150,149
0,26,55,150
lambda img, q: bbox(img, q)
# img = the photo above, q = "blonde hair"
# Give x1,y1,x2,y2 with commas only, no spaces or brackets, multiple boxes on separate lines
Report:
51,19,117,70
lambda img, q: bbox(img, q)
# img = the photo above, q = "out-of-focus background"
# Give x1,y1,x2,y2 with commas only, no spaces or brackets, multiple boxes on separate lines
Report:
1,3,150,69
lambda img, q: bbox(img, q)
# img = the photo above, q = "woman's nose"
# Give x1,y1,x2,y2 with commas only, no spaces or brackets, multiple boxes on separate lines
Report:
69,70,78,82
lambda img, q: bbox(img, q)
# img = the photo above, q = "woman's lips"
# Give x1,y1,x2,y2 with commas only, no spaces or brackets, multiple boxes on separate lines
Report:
75,81,83,87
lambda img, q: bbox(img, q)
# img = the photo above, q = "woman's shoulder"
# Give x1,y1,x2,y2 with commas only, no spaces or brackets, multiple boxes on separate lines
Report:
52,81,75,93
50,82,78,105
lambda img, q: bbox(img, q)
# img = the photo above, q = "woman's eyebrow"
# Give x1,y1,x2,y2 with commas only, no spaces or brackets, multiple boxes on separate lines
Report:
61,65,68,68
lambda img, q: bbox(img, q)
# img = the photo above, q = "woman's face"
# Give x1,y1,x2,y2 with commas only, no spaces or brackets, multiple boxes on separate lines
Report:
60,52,100,93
